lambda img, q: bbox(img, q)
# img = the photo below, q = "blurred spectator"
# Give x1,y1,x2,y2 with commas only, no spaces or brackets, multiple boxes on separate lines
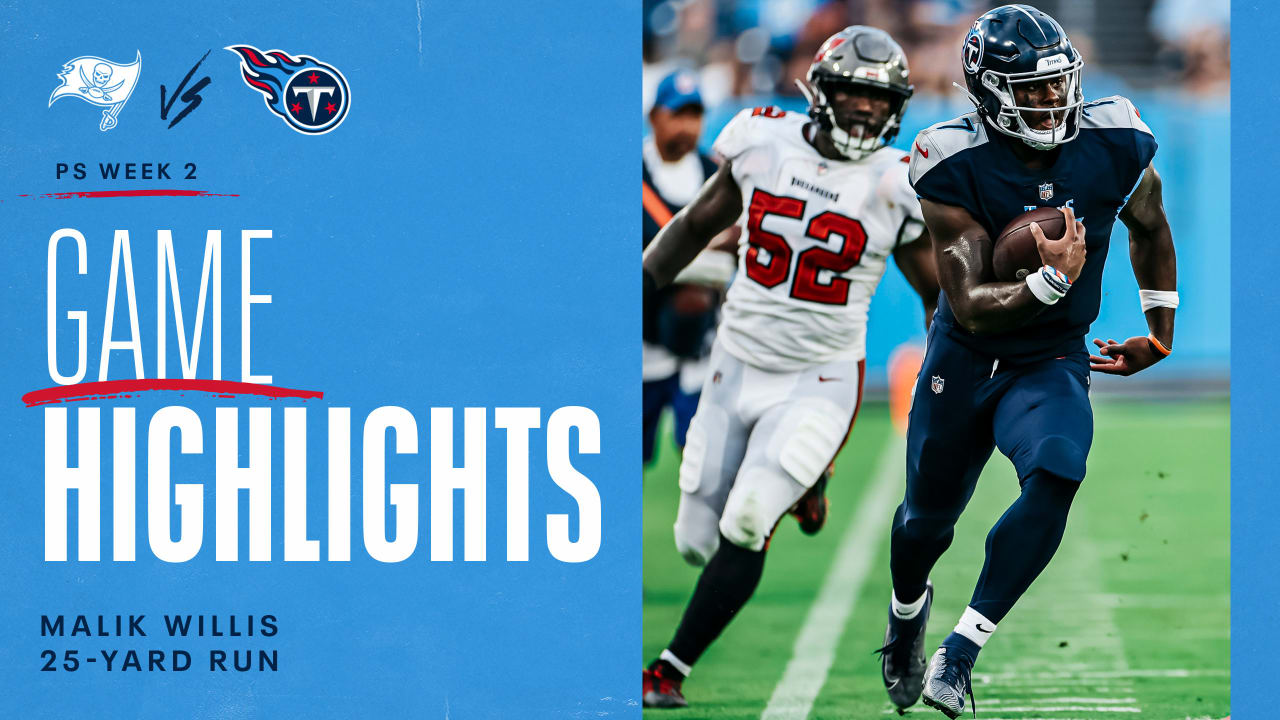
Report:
642,71,737,464
645,0,1228,118
1175,27,1230,95
1151,0,1230,96
1151,0,1229,42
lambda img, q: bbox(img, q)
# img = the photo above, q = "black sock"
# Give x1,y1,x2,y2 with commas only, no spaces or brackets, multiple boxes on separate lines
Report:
970,471,1079,622
666,534,767,668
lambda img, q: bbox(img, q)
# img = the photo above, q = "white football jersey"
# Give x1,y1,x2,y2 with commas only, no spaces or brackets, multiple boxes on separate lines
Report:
712,107,925,371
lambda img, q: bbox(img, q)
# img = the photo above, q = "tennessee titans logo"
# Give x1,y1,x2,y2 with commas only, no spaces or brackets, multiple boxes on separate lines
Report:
962,30,983,75
225,45,350,135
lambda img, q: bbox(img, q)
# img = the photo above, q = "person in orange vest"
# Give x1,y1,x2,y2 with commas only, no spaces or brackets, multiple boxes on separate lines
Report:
642,70,737,466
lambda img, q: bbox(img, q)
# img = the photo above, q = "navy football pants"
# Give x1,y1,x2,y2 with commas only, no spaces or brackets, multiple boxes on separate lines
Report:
890,327,1092,624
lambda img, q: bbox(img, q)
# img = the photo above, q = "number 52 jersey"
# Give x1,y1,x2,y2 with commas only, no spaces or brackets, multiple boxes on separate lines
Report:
712,107,925,372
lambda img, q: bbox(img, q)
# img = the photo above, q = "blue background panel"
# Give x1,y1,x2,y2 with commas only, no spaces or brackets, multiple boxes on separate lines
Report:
1232,2,1266,715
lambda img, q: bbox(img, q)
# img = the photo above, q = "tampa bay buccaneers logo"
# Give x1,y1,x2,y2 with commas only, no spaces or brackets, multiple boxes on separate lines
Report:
226,45,350,134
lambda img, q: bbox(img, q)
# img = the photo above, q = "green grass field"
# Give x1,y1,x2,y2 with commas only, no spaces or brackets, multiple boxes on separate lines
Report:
643,400,1229,720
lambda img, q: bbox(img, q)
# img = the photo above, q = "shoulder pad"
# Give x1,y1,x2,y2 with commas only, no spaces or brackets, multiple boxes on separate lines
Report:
876,158,922,222
908,112,987,186
1081,95,1153,137
711,107,802,163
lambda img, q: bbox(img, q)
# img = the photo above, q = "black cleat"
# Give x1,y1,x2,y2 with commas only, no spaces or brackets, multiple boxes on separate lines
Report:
876,582,933,712
789,465,832,535
921,647,976,719
642,662,688,709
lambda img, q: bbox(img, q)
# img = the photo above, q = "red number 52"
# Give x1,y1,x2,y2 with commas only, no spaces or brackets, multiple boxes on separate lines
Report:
744,188,868,305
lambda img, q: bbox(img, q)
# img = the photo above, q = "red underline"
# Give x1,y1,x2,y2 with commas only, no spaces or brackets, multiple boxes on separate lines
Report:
23,380,323,407
15,189,239,200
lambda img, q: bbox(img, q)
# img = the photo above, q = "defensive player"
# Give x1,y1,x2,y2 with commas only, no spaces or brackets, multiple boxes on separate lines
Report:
641,26,940,708
876,6,1178,717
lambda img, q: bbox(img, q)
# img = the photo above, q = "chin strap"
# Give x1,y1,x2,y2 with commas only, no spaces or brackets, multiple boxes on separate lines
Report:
953,81,982,110
795,78,817,108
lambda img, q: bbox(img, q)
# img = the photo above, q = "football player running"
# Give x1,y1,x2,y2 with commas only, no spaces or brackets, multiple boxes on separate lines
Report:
879,5,1178,718
641,26,939,709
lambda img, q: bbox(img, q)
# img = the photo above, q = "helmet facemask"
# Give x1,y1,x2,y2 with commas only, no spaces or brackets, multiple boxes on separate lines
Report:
978,55,1084,150
798,77,909,161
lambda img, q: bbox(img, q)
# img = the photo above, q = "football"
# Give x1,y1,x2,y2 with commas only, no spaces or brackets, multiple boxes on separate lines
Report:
992,206,1067,281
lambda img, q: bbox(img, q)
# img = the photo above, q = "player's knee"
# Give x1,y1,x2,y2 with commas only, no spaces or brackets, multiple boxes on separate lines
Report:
673,520,719,567
1021,469,1081,510
895,514,958,545
673,491,723,567
1026,434,1088,483
893,500,962,543
719,486,770,552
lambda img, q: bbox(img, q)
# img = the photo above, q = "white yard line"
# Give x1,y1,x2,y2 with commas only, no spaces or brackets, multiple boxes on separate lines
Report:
974,667,1230,683
969,707,1141,713
998,686,1135,694
981,697,1138,704
759,436,906,720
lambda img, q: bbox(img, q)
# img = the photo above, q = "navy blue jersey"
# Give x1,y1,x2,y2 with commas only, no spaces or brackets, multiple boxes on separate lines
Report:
908,96,1157,362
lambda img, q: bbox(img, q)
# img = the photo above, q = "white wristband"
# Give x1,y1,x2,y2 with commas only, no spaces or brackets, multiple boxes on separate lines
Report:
1026,266,1068,305
1139,289,1179,312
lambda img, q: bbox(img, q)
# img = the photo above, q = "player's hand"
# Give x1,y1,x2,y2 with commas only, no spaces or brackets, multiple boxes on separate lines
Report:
1030,206,1087,280
1088,336,1164,376
707,225,742,253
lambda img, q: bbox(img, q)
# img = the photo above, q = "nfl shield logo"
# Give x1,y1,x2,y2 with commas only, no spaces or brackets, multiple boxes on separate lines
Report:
1039,182,1054,201
931,375,945,394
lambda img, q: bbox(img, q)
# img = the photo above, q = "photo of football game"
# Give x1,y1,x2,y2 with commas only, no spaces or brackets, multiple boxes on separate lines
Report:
641,1,1229,718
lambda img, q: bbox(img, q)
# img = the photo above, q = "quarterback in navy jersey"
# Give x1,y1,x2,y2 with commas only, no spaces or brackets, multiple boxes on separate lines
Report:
876,5,1179,718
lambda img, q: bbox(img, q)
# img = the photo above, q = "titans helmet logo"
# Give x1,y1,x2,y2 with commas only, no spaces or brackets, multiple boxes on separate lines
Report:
962,30,984,75
226,45,350,135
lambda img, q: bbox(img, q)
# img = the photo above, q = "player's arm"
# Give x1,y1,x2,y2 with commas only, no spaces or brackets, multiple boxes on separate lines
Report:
1090,164,1177,375
921,198,1086,334
643,162,743,289
892,228,940,330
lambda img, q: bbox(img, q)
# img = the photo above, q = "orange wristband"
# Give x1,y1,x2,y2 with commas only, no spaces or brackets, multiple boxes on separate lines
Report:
1147,334,1172,357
